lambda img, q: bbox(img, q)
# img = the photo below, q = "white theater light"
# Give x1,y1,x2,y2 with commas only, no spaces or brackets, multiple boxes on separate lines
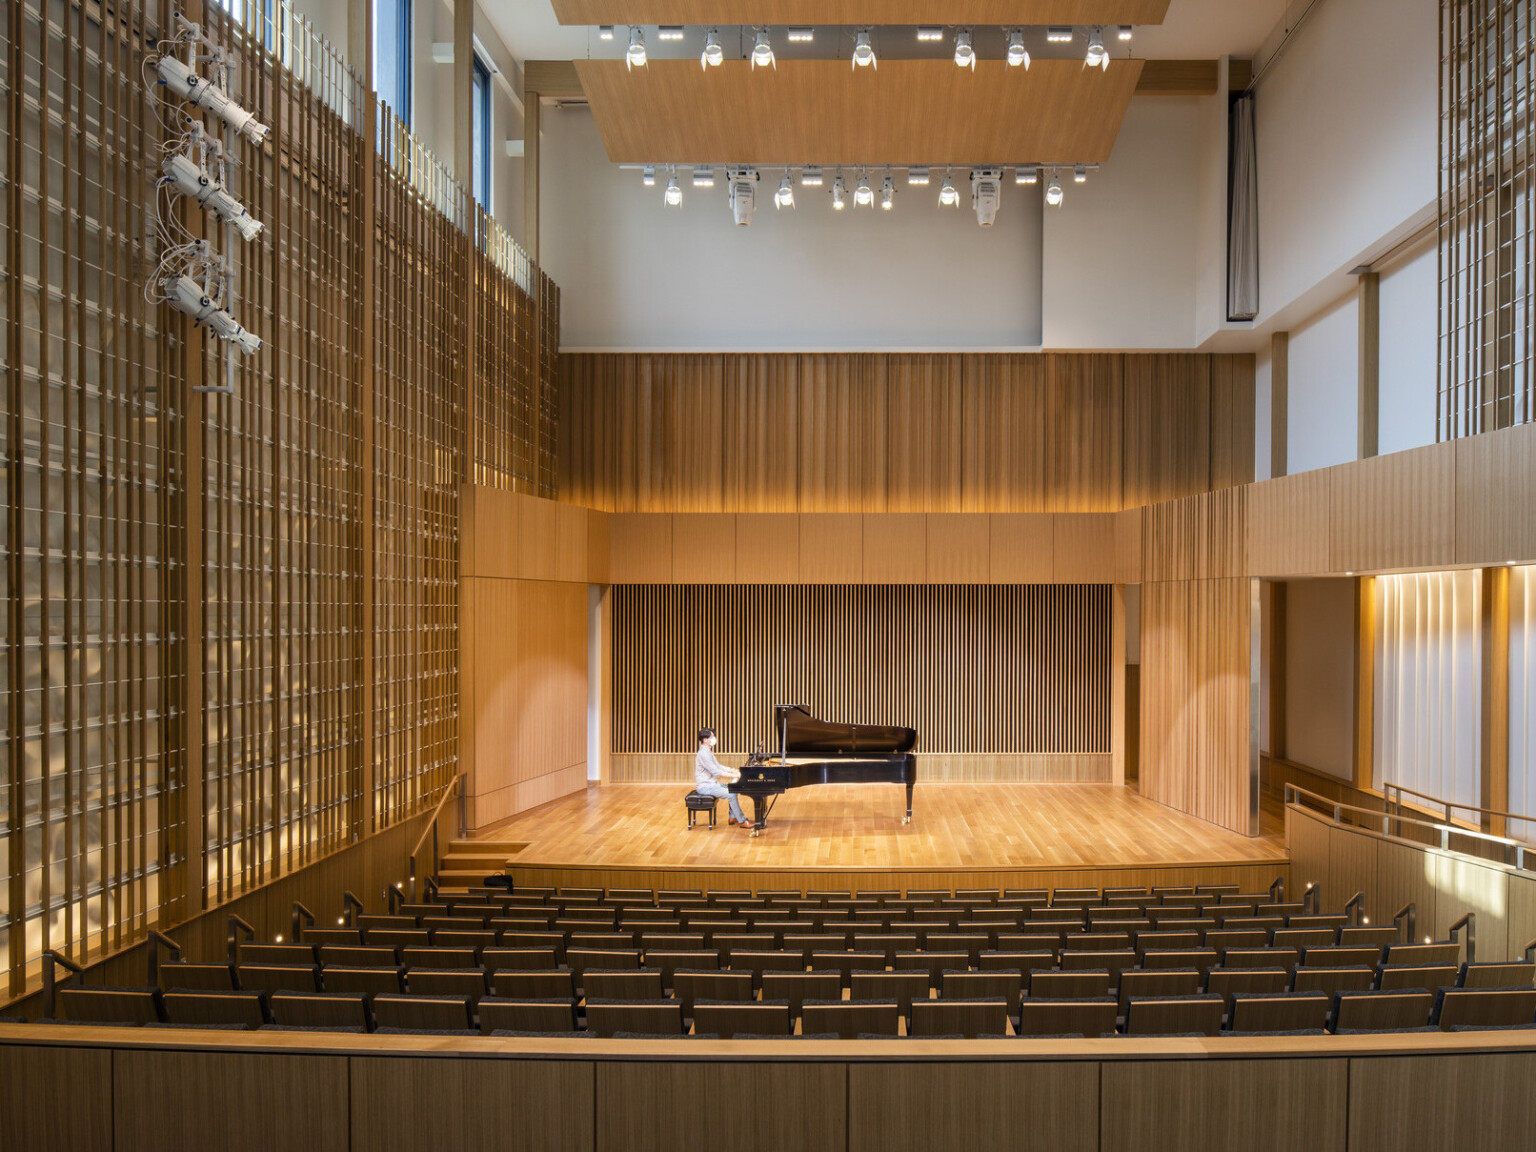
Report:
971,168,1003,227
1074,164,1089,183
1047,27,1075,44
787,27,815,43
854,173,874,207
658,26,684,41
916,27,944,43
162,152,263,241
642,165,657,186
728,168,758,226
751,29,776,70
852,29,877,69
1016,165,1039,185
1007,29,1031,68
954,29,975,70
664,173,682,206
881,173,896,210
774,173,795,209
1046,170,1064,206
831,172,848,210
156,56,270,144
801,165,824,186
598,25,615,40
938,170,960,207
701,29,724,68
693,165,715,188
907,166,931,186
165,274,261,354
1086,28,1109,70
626,27,647,69
1119,25,1134,42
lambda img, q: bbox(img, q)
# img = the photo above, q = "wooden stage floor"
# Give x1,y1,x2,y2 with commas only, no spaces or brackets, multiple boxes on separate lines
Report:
486,783,1290,895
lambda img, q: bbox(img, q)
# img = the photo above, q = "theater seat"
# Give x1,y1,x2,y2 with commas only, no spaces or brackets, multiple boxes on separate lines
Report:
478,997,579,1034
162,990,269,1030
1227,991,1331,1033
1331,989,1434,1032
370,994,473,1032
800,999,901,1039
585,998,686,1037
157,962,237,992
909,997,1009,1038
1017,997,1117,1038
57,987,164,1026
1434,988,1536,1030
691,999,791,1038
1123,995,1225,1036
268,992,370,1031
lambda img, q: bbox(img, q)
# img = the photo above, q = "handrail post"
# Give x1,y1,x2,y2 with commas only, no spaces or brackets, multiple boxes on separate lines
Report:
42,951,85,1020
291,902,315,943
146,931,182,987
1449,913,1477,965
226,915,256,966
1303,883,1319,915
1343,892,1366,926
1269,876,1285,902
341,891,364,927
409,854,418,903
1524,937,1536,963
425,876,440,901
384,884,403,913
1394,903,1417,944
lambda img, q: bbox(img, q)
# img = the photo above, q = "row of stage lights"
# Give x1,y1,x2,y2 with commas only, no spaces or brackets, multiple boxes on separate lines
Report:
641,164,1095,226
603,24,1133,72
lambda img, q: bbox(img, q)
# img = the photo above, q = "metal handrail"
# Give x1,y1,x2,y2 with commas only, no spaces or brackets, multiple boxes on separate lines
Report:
1449,913,1478,965
42,951,85,1020
409,773,464,902
424,877,440,901
1384,781,1535,829
1269,877,1285,902
146,931,182,987
1286,784,1531,870
226,915,256,965
1303,882,1320,916
1394,903,1417,944
1525,937,1536,963
290,902,315,943
341,891,364,927
1343,892,1365,926
384,884,404,913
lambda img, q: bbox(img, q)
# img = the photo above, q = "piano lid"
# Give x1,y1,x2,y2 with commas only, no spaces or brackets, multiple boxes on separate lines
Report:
775,704,918,757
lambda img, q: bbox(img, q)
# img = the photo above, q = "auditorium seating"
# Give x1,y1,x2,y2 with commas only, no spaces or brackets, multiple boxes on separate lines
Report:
30,881,1536,1040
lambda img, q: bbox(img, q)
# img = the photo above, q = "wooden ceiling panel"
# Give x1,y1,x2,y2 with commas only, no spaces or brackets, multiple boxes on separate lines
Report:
577,59,1144,166
552,1,1172,25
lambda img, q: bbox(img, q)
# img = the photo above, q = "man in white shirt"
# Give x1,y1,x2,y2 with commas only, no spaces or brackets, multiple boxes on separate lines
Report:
694,727,749,828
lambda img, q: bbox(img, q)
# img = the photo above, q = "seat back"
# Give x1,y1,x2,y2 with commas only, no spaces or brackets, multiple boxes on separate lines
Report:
1029,969,1110,999
1434,987,1536,1029
568,949,641,982
1204,967,1290,1000
1222,948,1299,971
1333,989,1434,1031
1117,967,1201,1011
584,969,664,1000
1016,997,1118,1037
672,969,754,1013
1123,995,1225,1036
1460,962,1536,989
1385,942,1462,966
239,943,318,967
1291,966,1374,995
321,966,405,995
1228,992,1331,1032
406,968,490,1003
478,997,579,1034
1139,949,1219,975
163,990,268,1030
585,999,686,1038
761,971,843,1015
370,994,473,1032
850,970,932,1017
236,965,322,994
57,987,164,1025
909,997,1009,1038
1336,926,1399,948
403,947,479,970
490,969,574,1000
159,962,237,992
940,970,1022,1014
645,951,719,986
1302,946,1383,969
1377,964,1459,991
319,946,399,969
481,948,559,972
800,999,901,1039
268,992,370,1030
691,999,791,1038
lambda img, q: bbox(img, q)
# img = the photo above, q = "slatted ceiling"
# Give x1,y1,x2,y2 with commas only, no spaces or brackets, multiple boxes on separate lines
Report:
550,1,1174,25
613,584,1110,760
577,59,1145,166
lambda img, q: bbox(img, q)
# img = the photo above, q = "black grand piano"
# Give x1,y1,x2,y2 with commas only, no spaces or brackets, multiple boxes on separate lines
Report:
728,704,917,836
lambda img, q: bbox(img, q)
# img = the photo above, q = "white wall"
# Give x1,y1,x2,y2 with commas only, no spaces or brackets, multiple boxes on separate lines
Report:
1255,342,1273,481
1254,0,1438,327
543,109,1045,351
1287,290,1358,473
1378,239,1439,455
1042,98,1203,349
1284,578,1357,780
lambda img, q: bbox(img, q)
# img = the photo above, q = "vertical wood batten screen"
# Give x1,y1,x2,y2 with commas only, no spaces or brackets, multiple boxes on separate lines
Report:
613,584,1111,763
1510,566,1536,838
1440,0,1536,437
1374,571,1483,809
3,0,186,991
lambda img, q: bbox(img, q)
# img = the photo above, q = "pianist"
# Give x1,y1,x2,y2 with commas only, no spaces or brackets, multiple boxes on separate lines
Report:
695,727,749,828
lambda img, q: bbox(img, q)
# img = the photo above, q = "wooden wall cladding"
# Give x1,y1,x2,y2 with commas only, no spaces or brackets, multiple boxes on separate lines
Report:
561,353,1256,515
1140,578,1255,834
612,584,1110,765
461,578,589,831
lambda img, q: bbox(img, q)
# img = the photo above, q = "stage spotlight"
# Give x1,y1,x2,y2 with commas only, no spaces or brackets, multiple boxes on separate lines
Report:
854,172,874,208
693,165,716,188
156,56,270,144
701,29,724,68
852,29,877,69
938,170,960,207
907,166,931,186
598,25,614,40
971,168,1003,227
786,28,814,43
1119,25,1134,41
162,151,263,241
641,165,656,186
1015,166,1039,185
774,173,795,209
1085,28,1110,70
1007,29,1031,68
626,27,647,69
916,27,943,43
1074,164,1089,183
953,29,975,70
831,172,848,210
664,173,682,206
801,165,824,186
881,173,896,210
658,26,684,41
1047,27,1075,44
164,274,261,354
751,28,776,69
1046,170,1064,206
727,168,758,226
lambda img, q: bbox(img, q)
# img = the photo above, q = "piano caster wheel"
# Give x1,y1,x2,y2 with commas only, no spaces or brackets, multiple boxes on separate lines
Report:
750,828,761,838
902,816,911,825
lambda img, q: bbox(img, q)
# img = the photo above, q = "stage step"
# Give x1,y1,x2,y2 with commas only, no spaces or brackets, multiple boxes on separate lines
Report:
434,839,523,891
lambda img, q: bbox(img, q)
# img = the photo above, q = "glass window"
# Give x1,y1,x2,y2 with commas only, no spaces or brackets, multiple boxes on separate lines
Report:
472,54,492,208
373,0,412,125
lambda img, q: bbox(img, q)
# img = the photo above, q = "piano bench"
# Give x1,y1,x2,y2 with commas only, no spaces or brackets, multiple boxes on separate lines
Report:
685,792,719,829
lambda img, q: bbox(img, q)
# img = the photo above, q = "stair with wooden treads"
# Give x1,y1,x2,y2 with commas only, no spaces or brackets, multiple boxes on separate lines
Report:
437,839,523,891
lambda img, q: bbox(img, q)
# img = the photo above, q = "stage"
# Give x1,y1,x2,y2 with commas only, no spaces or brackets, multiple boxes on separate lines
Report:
475,782,1291,896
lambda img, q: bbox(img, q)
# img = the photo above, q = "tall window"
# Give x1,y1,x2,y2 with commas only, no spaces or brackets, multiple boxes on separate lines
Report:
472,53,492,208
373,0,412,125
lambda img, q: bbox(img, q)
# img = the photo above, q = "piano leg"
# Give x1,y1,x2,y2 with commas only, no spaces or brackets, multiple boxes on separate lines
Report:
903,782,913,824
750,795,767,837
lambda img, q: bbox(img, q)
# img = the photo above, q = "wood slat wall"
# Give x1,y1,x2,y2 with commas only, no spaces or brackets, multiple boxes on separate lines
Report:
611,584,1110,782
561,353,1255,515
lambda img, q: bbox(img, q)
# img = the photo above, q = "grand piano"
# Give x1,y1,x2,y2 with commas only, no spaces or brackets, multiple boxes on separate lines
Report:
728,704,918,836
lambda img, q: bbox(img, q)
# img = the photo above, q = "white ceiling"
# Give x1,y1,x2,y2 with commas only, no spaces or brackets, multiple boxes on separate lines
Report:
480,0,1291,71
